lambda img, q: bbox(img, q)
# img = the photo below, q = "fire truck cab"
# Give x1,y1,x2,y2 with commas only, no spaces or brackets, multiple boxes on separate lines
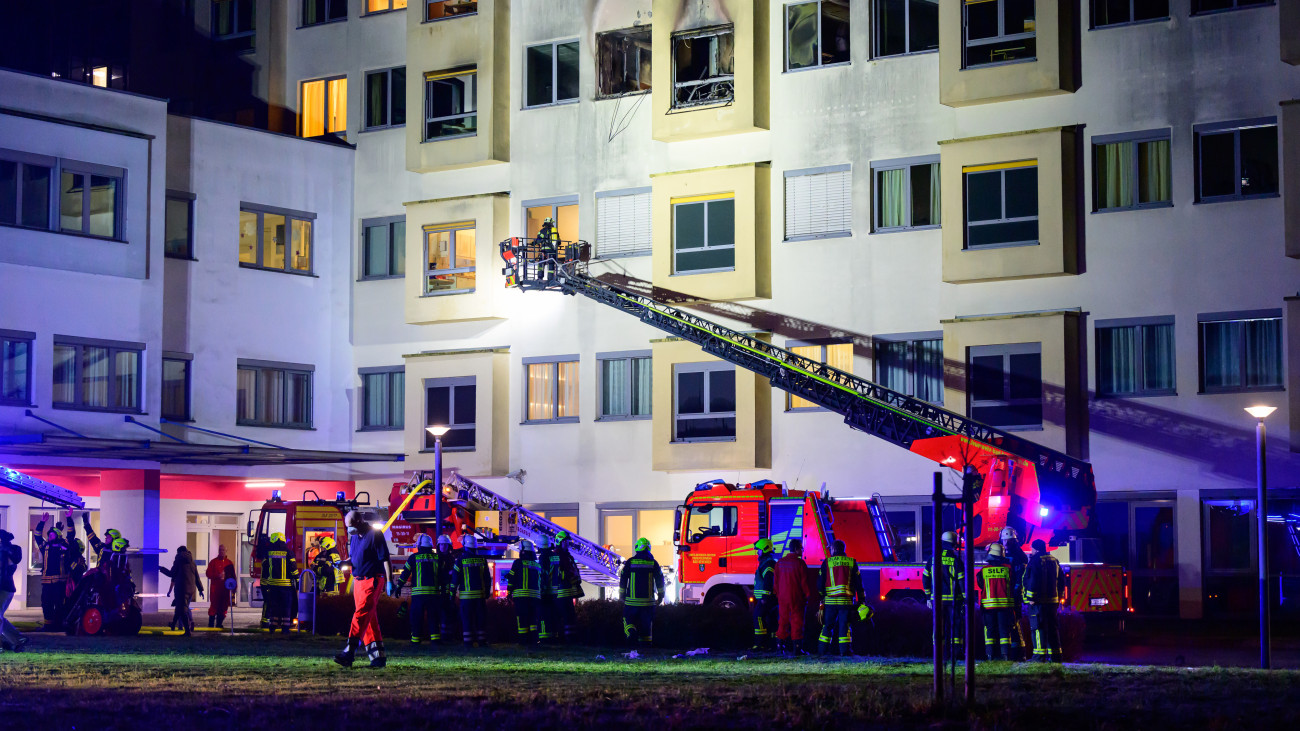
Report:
247,490,379,600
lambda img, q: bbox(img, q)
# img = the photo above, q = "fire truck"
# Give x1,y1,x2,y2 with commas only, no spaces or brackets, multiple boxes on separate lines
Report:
246,489,380,601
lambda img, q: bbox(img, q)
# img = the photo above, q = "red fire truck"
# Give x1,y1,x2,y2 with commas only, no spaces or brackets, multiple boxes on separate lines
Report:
247,490,379,599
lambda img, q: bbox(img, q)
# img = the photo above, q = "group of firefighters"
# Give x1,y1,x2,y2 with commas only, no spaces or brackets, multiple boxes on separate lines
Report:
29,512,133,632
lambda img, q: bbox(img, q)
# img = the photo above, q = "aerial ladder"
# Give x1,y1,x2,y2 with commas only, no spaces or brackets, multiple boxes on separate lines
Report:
0,466,84,509
500,227,1097,548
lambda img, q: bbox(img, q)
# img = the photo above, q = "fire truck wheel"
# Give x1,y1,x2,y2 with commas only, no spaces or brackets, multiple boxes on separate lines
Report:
708,591,745,611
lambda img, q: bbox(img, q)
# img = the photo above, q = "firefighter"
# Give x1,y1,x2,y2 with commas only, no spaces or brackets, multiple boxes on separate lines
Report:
392,533,440,645
336,510,391,668
433,534,457,643
775,538,815,656
923,530,965,663
1,528,28,652
547,531,584,643
818,539,865,657
537,535,560,643
506,540,543,644
1001,527,1029,659
619,537,665,646
62,521,86,586
33,514,69,630
312,537,345,596
1023,539,1065,662
751,538,779,651
975,542,1018,661
259,532,298,634
455,534,490,647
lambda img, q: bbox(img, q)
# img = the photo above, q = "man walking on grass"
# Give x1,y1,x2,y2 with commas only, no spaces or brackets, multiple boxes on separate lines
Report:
335,511,391,669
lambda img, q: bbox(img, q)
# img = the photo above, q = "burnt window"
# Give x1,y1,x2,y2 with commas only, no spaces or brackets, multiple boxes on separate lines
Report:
597,27,652,98
671,26,734,109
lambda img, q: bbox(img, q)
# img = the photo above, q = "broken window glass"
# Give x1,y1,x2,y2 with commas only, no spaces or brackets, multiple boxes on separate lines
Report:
597,26,652,98
672,26,734,109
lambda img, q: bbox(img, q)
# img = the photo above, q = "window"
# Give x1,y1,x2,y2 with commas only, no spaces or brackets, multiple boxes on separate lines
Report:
302,0,347,25
525,40,580,108
873,156,940,232
164,192,195,259
788,342,852,410
874,335,944,404
785,166,851,241
963,0,1035,68
1093,130,1172,212
366,0,406,13
596,188,651,258
52,337,143,413
0,330,35,407
968,343,1041,430
213,0,256,51
91,66,109,88
60,164,123,239
360,367,404,430
1195,118,1278,203
673,362,735,441
673,195,734,274
1198,311,1283,393
0,153,53,230
963,161,1037,249
425,377,475,448
874,0,939,57
1192,0,1271,14
524,357,579,423
603,509,675,566
236,360,313,428
1091,0,1169,27
525,197,579,244
423,221,475,294
597,27,652,98
426,0,476,20
598,351,651,420
672,26,734,108
684,504,737,543
424,68,477,140
786,1,851,70
362,216,406,278
162,354,192,421
301,76,347,139
1095,318,1176,397
364,67,406,130
238,205,314,274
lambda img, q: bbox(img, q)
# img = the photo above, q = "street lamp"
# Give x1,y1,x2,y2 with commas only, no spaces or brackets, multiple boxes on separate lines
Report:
426,426,450,540
1244,405,1276,670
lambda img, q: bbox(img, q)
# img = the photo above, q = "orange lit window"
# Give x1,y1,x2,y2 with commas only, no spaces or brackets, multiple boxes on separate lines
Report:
91,66,109,88
300,76,347,139
367,0,407,12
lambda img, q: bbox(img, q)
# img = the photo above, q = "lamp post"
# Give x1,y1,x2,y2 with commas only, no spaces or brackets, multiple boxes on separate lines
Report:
1244,405,1276,670
426,426,450,540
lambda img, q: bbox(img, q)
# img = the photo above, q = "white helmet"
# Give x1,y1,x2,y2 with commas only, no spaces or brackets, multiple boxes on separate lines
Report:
535,535,551,550
519,539,534,554
1000,527,1019,543
416,533,434,549
437,534,452,549
461,534,478,551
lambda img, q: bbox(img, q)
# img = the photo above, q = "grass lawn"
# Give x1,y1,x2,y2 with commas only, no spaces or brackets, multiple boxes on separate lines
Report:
2,633,1299,730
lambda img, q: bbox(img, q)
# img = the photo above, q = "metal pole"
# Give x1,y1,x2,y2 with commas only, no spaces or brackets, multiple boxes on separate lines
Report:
964,469,976,707
1257,419,1270,670
932,472,944,708
434,435,445,539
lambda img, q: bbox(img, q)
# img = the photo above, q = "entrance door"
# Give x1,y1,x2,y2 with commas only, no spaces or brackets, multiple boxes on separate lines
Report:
186,513,241,607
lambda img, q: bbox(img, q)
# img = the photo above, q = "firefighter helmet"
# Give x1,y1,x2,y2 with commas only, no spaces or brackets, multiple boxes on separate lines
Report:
321,537,336,551
437,534,452,549
417,533,434,549
270,532,285,544
105,529,122,541
999,527,1019,543
535,535,551,550
941,531,957,545
754,538,773,554
987,542,1004,558
555,531,569,544
111,537,127,552
635,537,651,552
462,534,478,550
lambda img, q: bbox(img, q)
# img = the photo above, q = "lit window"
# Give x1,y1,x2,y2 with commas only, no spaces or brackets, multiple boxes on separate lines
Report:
525,358,579,423
362,216,406,278
598,352,651,419
237,361,313,428
787,342,852,410
967,343,1041,430
302,0,347,26
367,0,407,12
1195,118,1278,203
672,25,734,109
1093,131,1172,212
785,0,851,71
1091,0,1169,27
673,362,735,441
1096,319,1175,398
874,0,939,58
424,221,475,294
963,161,1038,249
301,76,348,139
0,155,54,230
872,157,940,232
425,376,475,448
91,66,109,88
0,331,34,407
597,27,652,98
60,165,124,240
525,40,580,108
525,198,578,244
424,68,477,140
239,205,314,274
361,367,404,430
963,0,1035,69
1198,312,1283,393
364,67,406,130
165,193,194,259
672,195,734,274
874,336,944,404
162,355,193,421
53,337,143,414
426,0,476,20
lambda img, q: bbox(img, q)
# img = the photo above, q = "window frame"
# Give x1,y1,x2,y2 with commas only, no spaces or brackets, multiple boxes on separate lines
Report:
422,220,476,296
424,0,477,22
962,0,1037,70
671,25,736,110
58,159,126,241
1196,309,1285,395
161,351,193,422
1089,0,1171,28
785,340,853,411
423,375,476,450
872,0,940,58
1091,129,1173,213
671,194,736,275
594,187,652,259
423,67,478,142
784,0,853,72
52,336,145,415
0,148,56,232
1093,316,1177,398
212,0,256,51
870,155,941,233
522,355,580,425
596,26,653,99
300,0,348,28
238,203,316,275
1190,0,1273,16
360,215,406,280
672,361,737,443
1193,117,1279,204
300,75,348,139
523,195,579,247
359,365,404,431
784,164,852,242
0,329,36,408
524,39,581,109
236,359,314,429
962,160,1039,250
363,0,407,17
596,350,652,422
164,190,196,260
967,342,1043,431
872,332,945,405
362,66,406,131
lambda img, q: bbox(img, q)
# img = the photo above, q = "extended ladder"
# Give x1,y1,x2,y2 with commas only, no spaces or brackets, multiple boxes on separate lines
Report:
0,466,84,509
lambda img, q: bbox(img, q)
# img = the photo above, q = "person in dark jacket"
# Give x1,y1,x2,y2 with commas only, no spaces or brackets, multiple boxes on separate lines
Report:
775,538,815,656
160,546,204,635
506,540,543,645
432,534,457,643
0,529,27,652
33,513,69,630
751,538,779,651
619,537,665,646
392,533,440,645
1001,527,1029,658
312,537,345,596
455,534,491,648
258,533,298,634
542,531,584,643
335,511,392,669
1023,539,1066,662
818,540,866,656
924,531,965,663
975,542,1018,660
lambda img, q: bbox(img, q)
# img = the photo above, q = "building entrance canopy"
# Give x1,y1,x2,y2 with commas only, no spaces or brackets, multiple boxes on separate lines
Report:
0,432,404,467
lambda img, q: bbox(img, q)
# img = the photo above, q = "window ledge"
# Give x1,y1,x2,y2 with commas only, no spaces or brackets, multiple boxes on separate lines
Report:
592,250,651,261
1193,193,1281,205
1092,202,1174,214
783,61,851,74
363,8,406,17
422,13,479,24
0,401,36,409
357,425,404,432
421,288,475,297
521,418,580,426
596,90,652,102
235,422,317,431
786,230,852,243
422,133,478,143
522,99,580,111
871,225,941,235
297,18,348,30
670,268,736,277
418,446,475,453
871,49,939,61
1094,391,1177,399
239,263,319,278
360,124,407,134
164,253,199,261
962,57,1037,72
1089,17,1171,31
595,415,652,422
52,404,145,416
55,229,128,245
785,407,830,413
1198,386,1285,395
162,417,195,423
670,437,737,444
1191,3,1274,18
359,274,405,282
962,241,1040,252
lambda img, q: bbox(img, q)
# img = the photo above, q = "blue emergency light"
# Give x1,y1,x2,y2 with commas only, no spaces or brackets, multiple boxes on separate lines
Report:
336,491,346,501
272,489,282,501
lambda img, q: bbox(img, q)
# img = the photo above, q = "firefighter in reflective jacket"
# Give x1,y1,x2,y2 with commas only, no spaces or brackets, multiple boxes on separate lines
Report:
1023,539,1066,662
33,514,69,629
1001,526,1029,658
923,531,965,661
455,534,491,647
620,537,665,645
541,531,584,643
751,538,779,651
433,535,457,642
392,534,441,644
818,540,866,656
975,543,1018,661
506,540,543,644
259,532,298,633
312,537,345,596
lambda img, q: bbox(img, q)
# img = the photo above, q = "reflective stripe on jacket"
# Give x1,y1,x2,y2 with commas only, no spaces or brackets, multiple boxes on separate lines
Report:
619,551,665,607
820,555,860,606
457,555,490,599
400,551,443,596
923,548,964,602
976,559,1014,609
1023,553,1065,604
507,558,543,600
754,554,777,599
260,545,298,587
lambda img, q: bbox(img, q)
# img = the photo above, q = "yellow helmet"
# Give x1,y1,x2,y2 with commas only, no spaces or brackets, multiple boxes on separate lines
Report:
754,538,774,554
321,537,336,551
270,532,285,544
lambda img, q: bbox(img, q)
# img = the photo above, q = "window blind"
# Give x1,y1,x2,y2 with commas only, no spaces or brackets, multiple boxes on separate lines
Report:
596,191,652,258
785,169,851,240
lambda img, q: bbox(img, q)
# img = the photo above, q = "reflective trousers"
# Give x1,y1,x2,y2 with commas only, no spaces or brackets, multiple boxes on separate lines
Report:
752,596,778,648
541,596,577,643
263,585,294,632
981,606,1017,660
1028,604,1061,661
623,604,654,645
819,604,852,655
459,597,487,645
513,596,538,643
408,594,436,643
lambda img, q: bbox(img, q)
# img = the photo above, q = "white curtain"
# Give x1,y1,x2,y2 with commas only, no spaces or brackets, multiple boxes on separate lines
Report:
877,168,906,228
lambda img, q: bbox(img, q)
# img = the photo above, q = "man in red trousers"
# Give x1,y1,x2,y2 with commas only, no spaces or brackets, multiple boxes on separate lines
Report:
775,538,815,656
335,511,391,669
